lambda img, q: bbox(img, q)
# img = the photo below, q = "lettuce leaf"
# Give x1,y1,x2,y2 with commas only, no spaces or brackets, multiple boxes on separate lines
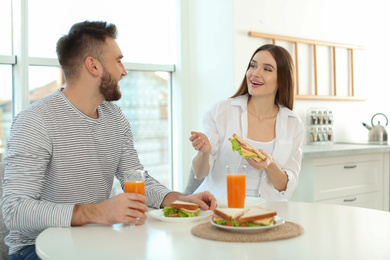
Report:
230,137,258,159
178,210,201,218
214,219,241,227
230,138,242,153
163,207,201,218
214,219,274,227
163,207,178,217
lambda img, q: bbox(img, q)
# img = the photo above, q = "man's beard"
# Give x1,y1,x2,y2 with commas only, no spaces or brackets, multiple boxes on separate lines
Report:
99,67,122,101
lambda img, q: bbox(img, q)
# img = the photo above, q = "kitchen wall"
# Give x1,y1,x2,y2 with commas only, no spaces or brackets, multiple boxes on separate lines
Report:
173,0,235,190
232,0,390,144
175,0,390,190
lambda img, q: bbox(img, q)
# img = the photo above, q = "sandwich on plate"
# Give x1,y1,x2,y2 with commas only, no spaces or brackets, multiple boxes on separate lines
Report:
229,133,267,162
163,200,201,217
212,206,277,227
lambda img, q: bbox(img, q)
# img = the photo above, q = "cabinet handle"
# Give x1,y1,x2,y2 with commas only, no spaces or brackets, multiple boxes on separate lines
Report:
344,165,357,169
344,198,357,202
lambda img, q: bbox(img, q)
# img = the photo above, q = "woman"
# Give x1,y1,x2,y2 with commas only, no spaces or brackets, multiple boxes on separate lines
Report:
189,44,304,201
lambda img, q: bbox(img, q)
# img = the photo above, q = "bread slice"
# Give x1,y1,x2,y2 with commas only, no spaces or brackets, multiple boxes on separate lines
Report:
170,200,199,210
180,208,200,214
231,133,267,162
213,208,247,220
238,206,276,222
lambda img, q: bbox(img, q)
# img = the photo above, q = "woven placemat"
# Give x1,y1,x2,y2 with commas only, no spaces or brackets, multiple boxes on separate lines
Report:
191,221,304,242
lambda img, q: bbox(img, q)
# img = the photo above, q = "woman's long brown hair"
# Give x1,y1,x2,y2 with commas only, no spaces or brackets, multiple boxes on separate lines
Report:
231,44,295,110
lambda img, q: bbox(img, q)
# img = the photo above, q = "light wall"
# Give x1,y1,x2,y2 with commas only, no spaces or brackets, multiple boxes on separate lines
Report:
232,0,390,143
175,0,390,191
173,0,234,191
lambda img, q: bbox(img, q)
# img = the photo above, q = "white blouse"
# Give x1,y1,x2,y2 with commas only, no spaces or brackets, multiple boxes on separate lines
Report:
194,94,305,201
245,138,275,197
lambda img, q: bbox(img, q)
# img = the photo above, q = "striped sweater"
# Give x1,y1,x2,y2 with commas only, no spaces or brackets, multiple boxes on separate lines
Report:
1,89,171,255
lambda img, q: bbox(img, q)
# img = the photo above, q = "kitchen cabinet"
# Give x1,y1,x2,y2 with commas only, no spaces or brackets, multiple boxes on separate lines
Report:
290,150,390,211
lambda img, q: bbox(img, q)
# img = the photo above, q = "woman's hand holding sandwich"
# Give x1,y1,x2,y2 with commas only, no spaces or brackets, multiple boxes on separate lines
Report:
246,149,271,170
247,149,288,192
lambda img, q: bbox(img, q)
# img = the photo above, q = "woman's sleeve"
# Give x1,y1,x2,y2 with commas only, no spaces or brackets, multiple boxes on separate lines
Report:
280,117,305,199
201,103,221,175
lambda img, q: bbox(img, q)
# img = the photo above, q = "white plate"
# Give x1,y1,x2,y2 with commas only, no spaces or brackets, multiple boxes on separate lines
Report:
210,216,285,233
216,197,265,208
148,209,214,223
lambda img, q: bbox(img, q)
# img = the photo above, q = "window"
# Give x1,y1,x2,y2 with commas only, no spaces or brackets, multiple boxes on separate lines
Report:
28,0,176,64
0,66,12,161
113,71,171,193
3,1,176,191
0,0,12,56
0,0,13,160
29,66,64,104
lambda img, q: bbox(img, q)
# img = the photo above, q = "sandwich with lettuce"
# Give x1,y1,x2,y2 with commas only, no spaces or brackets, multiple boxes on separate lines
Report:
163,200,201,217
229,133,267,163
212,206,277,227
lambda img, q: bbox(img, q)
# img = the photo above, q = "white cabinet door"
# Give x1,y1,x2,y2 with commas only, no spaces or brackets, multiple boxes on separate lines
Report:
313,154,382,201
316,192,383,210
290,152,389,211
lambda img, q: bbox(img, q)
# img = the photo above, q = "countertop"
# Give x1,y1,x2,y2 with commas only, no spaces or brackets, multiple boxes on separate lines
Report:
36,201,390,260
303,143,390,159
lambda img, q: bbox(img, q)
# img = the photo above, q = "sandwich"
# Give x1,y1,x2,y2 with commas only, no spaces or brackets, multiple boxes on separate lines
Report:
238,206,277,226
163,200,201,218
229,133,267,162
212,206,277,227
212,208,247,226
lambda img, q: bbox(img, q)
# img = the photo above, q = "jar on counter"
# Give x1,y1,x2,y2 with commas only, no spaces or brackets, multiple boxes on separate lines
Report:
322,127,329,141
316,127,323,141
310,110,318,125
307,108,334,144
310,127,318,142
317,111,323,125
327,127,333,142
323,111,329,125
328,110,333,125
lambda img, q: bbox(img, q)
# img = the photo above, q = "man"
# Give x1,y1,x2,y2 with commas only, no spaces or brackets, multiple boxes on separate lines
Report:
1,21,217,259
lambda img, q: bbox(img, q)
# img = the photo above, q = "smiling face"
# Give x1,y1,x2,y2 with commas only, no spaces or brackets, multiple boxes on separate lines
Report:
246,50,278,99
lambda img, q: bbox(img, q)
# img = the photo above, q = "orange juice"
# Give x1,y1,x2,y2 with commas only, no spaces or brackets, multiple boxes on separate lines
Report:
124,181,145,195
124,181,145,213
227,174,246,208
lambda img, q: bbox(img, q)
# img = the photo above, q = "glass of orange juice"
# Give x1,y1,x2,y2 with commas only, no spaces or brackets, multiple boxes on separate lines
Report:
226,165,246,208
124,170,146,213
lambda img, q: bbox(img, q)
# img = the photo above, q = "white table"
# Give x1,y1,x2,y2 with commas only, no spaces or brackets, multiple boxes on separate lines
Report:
36,201,390,260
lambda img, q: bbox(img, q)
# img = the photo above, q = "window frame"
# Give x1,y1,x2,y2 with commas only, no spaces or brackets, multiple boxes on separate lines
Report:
0,55,16,64
4,0,176,188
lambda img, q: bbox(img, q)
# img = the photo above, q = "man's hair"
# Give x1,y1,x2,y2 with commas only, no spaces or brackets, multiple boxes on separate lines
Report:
56,20,118,81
